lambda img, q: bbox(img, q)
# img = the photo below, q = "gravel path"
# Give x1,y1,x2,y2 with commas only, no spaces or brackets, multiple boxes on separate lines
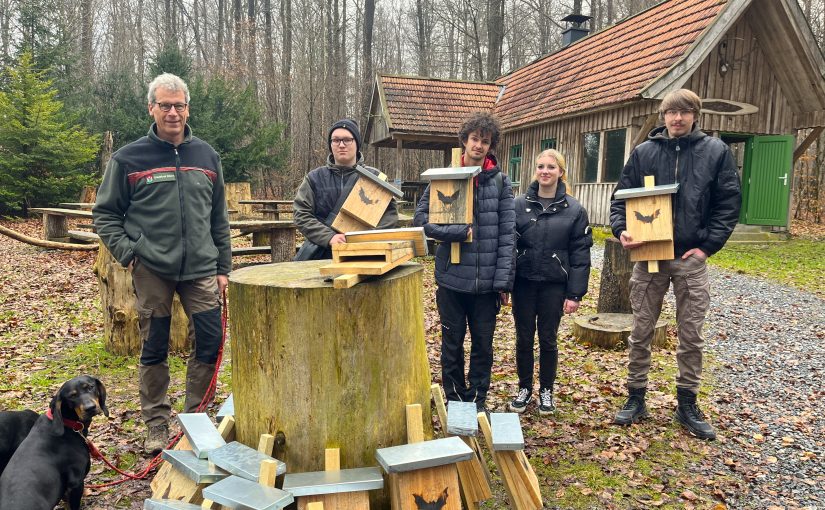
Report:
591,245,825,509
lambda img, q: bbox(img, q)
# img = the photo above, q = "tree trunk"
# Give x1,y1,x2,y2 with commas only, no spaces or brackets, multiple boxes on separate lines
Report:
224,182,253,218
597,237,633,313
93,243,190,356
280,0,292,138
99,131,113,177
485,0,504,80
360,0,375,128
81,0,93,76
228,261,433,510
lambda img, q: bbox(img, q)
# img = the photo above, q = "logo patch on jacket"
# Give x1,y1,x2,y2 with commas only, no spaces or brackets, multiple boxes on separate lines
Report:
145,172,176,184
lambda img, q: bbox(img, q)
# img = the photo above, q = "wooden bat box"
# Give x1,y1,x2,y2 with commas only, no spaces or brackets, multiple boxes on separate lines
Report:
332,167,403,233
614,183,679,263
421,166,480,225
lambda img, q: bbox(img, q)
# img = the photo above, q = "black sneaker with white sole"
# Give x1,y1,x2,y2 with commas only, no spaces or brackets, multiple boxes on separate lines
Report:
538,388,556,415
509,388,532,413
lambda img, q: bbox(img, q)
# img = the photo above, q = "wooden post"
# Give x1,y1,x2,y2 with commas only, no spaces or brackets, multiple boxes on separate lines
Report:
450,148,463,263
228,261,432,509
643,176,659,273
42,213,69,241
92,242,189,355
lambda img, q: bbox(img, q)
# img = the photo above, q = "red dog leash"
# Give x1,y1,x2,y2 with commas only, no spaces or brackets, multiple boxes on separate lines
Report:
83,292,229,489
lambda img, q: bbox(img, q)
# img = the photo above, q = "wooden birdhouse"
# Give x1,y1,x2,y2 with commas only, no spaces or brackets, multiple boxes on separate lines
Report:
613,176,679,271
332,166,403,234
375,436,474,510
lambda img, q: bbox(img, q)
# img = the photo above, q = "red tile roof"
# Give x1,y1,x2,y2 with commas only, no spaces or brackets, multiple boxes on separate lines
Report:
495,0,725,128
378,75,501,136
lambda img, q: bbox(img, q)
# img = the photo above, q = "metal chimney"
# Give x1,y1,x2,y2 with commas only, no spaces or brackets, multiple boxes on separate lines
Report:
561,13,592,47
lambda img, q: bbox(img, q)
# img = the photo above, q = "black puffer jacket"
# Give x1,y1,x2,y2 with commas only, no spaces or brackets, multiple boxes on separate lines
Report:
610,124,741,257
514,180,592,300
414,156,515,294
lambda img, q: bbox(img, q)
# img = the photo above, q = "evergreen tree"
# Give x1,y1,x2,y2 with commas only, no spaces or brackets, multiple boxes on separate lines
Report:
0,53,100,215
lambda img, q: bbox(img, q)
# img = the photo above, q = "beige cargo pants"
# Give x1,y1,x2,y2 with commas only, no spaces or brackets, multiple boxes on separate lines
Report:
626,255,710,393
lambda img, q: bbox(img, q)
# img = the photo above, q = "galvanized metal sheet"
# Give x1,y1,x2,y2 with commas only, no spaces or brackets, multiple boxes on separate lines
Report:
421,166,481,181
202,475,294,510
375,436,473,473
491,413,524,451
208,441,287,482
612,183,679,200
281,467,384,497
446,401,478,436
143,499,204,510
354,166,404,197
177,413,226,459
161,449,229,484
216,394,234,421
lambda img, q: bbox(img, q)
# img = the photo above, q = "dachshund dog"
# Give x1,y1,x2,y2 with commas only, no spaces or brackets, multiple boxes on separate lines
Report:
0,375,108,510
0,409,38,475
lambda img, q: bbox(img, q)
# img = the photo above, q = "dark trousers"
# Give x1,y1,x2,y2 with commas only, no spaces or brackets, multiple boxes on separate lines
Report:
436,286,499,406
511,278,565,392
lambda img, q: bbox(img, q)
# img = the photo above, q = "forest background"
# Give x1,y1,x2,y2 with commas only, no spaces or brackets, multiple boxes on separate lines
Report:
1,0,824,220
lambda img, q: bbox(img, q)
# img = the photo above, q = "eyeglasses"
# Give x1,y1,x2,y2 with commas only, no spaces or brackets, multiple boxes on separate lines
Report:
155,102,188,113
664,108,695,117
331,137,355,146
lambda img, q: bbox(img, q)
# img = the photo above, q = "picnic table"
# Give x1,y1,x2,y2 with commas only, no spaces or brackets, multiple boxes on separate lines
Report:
238,199,293,220
29,207,95,241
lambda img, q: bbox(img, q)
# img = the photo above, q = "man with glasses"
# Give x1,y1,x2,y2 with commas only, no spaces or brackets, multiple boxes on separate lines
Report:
293,118,398,260
609,89,741,440
93,73,231,454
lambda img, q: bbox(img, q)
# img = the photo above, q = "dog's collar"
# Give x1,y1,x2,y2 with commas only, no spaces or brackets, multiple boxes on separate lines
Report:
46,408,85,432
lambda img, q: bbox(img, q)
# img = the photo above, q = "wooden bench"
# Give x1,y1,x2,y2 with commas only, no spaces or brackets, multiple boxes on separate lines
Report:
229,220,297,263
231,246,272,257
29,208,94,241
238,200,293,221
67,230,100,243
58,202,95,210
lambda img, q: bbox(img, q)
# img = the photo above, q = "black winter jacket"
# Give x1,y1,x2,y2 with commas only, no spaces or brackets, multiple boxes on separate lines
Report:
514,180,592,300
609,124,741,257
414,156,515,294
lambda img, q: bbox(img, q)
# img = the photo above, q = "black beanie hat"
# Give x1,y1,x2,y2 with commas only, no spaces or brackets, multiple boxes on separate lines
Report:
328,118,362,153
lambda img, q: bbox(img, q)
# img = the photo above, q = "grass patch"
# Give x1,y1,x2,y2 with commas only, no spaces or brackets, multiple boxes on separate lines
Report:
592,226,613,246
710,239,825,295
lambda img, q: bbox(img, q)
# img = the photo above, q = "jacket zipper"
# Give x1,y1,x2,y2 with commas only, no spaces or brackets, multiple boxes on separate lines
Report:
175,147,186,278
474,184,480,293
552,253,569,280
675,143,680,181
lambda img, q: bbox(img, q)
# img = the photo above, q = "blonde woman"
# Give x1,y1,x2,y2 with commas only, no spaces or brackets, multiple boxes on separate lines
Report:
509,149,592,414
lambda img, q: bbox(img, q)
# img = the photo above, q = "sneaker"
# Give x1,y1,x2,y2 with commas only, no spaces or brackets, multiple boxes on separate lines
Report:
613,387,648,425
675,388,716,440
509,388,532,413
538,388,556,415
144,423,169,455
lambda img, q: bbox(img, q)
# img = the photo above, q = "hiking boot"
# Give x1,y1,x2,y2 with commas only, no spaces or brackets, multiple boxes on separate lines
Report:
509,388,532,413
538,388,556,415
144,423,169,455
613,387,648,425
675,388,716,440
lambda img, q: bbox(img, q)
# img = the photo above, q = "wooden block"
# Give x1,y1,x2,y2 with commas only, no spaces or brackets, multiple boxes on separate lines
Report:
332,241,414,264
325,448,340,471
340,176,394,227
258,434,275,456
217,416,236,443
430,384,449,437
344,227,427,257
332,274,364,289
450,242,460,264
319,253,413,276
331,210,372,234
428,180,473,225
406,404,425,444
306,503,324,510
259,459,279,488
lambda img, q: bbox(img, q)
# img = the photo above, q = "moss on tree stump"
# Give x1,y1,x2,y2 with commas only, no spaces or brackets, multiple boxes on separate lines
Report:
572,313,672,350
228,261,433,509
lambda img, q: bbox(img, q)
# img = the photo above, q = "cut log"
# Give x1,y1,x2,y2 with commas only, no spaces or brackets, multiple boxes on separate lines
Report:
597,237,633,314
0,224,99,251
572,313,671,350
228,261,433,509
92,242,189,356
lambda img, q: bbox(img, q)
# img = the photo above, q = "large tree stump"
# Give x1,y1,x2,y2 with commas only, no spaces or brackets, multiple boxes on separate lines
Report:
572,313,671,349
228,261,433,509
93,242,189,356
597,237,633,313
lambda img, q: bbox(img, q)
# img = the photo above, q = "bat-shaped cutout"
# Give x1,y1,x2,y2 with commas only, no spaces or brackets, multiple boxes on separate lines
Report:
413,488,448,509
358,186,378,205
437,189,461,206
634,208,661,224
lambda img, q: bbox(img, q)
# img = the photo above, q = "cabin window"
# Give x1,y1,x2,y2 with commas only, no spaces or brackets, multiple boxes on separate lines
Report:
582,133,600,183
581,128,628,183
540,138,557,151
509,144,523,184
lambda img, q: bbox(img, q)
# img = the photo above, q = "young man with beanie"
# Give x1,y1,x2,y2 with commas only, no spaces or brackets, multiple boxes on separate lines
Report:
414,111,515,412
93,73,231,455
293,118,398,259
609,89,741,440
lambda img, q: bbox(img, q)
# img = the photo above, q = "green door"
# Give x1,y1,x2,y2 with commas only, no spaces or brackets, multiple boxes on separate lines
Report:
741,135,794,226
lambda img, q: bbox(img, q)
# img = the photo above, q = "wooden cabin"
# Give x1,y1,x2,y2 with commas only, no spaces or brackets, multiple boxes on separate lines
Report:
365,0,825,228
